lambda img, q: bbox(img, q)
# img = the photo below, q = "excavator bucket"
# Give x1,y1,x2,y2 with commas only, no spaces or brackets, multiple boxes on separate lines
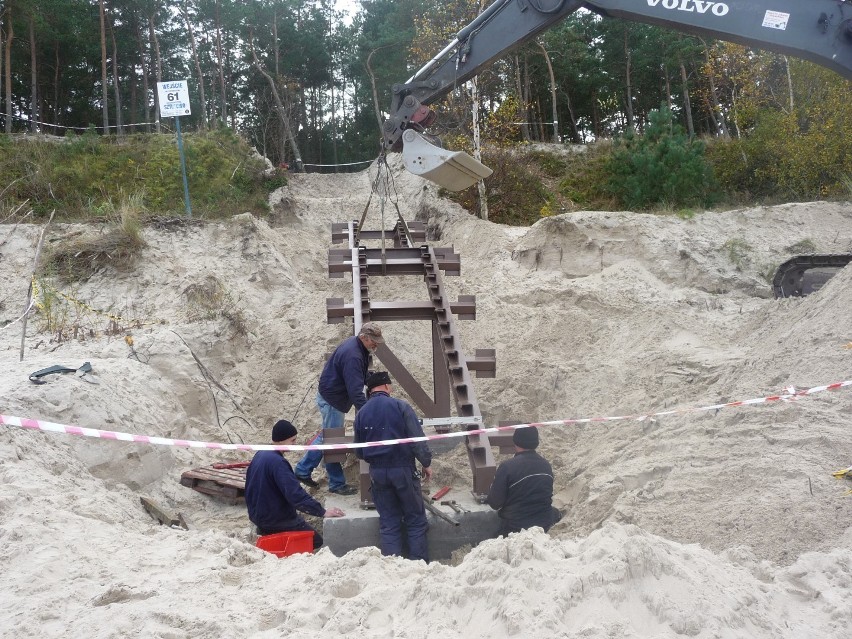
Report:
401,130,493,192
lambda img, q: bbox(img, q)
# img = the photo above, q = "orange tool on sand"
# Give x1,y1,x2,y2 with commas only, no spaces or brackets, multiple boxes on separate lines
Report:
431,486,451,501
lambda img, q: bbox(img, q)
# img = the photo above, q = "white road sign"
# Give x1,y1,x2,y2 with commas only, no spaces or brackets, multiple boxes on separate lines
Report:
157,80,192,118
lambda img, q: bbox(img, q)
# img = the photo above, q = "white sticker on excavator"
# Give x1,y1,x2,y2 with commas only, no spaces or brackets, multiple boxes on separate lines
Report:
762,10,789,30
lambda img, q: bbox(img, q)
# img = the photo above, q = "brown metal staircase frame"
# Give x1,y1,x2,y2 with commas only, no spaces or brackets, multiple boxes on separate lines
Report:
322,218,504,501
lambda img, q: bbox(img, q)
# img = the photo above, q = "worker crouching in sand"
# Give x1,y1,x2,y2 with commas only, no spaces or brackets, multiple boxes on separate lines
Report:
487,426,563,536
245,420,345,550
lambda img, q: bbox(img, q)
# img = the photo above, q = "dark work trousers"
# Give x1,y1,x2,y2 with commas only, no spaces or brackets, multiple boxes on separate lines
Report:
256,519,323,550
369,466,429,561
499,506,564,537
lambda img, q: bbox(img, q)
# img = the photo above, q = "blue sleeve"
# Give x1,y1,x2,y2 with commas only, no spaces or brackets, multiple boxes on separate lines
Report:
353,413,365,459
342,354,368,410
273,460,326,517
487,463,509,511
401,402,432,468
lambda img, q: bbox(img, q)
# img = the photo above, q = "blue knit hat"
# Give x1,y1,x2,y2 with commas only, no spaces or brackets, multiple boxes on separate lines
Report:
366,370,392,391
513,427,539,450
272,419,298,442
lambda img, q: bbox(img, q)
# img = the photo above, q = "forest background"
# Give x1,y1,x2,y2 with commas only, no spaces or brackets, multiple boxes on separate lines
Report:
0,0,850,224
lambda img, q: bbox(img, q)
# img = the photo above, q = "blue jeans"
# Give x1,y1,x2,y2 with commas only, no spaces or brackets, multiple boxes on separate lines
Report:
294,392,348,491
369,466,429,561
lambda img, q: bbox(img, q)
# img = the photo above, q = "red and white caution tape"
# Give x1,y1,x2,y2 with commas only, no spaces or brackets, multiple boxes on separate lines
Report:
1,379,849,452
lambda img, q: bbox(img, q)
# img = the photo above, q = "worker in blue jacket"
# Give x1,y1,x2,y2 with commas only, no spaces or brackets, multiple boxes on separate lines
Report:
354,371,433,561
245,420,344,549
487,426,563,536
295,323,385,495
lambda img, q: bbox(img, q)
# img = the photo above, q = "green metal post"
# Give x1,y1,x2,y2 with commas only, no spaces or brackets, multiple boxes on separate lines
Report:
175,116,193,218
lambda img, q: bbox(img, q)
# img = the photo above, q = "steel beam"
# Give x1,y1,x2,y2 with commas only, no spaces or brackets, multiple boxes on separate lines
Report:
332,221,426,246
326,298,476,323
328,247,460,278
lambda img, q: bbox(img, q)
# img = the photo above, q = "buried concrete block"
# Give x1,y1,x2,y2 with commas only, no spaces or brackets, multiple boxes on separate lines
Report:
323,488,500,560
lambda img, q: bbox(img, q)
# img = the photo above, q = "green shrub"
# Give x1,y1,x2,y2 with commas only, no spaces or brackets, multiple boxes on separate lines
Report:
557,145,614,209
527,149,568,177
706,63,852,201
707,109,852,200
0,130,273,219
606,107,719,210
446,148,552,225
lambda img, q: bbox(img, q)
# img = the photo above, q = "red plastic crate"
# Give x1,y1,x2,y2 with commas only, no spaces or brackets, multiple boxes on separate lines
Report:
256,531,314,558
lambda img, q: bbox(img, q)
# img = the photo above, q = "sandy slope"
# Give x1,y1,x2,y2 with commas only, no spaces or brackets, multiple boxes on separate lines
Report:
0,159,850,638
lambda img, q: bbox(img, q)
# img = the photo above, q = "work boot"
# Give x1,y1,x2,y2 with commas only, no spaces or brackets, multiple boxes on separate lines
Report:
296,474,319,489
329,484,357,496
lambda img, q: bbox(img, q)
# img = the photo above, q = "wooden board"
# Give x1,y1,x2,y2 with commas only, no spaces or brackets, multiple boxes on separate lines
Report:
180,465,248,505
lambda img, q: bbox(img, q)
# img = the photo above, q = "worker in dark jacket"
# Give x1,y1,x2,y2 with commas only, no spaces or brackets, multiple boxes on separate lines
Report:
487,426,562,536
245,420,345,549
354,371,433,561
295,323,385,495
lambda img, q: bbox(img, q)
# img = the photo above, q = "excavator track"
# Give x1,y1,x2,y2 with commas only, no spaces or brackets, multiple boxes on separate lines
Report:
772,254,852,298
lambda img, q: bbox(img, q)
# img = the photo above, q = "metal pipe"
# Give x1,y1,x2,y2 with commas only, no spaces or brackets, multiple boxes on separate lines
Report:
349,221,363,334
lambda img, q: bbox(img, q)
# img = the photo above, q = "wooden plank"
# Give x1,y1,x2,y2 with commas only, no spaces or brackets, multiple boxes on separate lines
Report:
140,496,188,529
181,467,247,489
180,465,247,504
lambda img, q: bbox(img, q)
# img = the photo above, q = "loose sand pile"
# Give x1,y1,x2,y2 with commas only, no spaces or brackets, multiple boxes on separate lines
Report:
1,158,851,638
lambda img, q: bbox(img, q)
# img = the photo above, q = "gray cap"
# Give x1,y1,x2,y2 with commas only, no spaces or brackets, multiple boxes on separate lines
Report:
359,322,385,344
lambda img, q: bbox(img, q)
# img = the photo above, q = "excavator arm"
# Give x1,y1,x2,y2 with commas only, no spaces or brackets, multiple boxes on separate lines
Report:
384,0,852,191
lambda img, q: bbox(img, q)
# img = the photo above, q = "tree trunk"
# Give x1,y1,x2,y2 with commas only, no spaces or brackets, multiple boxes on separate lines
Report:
53,42,60,133
250,34,303,171
537,42,559,143
134,15,150,133
311,86,320,164
702,42,729,138
470,76,489,221
562,87,581,143
297,85,308,147
181,1,208,130
129,63,136,130
663,65,672,112
148,14,162,133
523,54,533,140
679,60,694,138
330,83,338,170
0,9,3,120
366,47,385,138
226,28,236,129
5,4,14,134
272,9,279,78
514,55,530,142
203,30,217,126
623,28,634,130
108,8,123,136
591,89,600,139
99,0,110,133
214,0,227,123
729,81,742,138
472,0,489,220
29,13,37,132
783,55,794,112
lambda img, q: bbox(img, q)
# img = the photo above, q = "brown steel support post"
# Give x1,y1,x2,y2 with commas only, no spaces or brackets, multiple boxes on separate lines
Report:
327,219,499,502
420,245,496,498
375,344,442,417
350,221,372,503
431,322,452,431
